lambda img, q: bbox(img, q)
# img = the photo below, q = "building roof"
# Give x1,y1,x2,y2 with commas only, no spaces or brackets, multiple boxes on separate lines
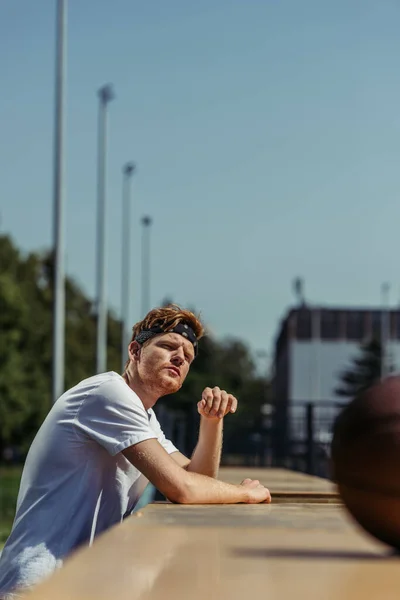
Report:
275,305,400,357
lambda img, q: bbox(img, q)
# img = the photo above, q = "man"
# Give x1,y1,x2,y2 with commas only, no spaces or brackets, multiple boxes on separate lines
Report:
0,305,270,598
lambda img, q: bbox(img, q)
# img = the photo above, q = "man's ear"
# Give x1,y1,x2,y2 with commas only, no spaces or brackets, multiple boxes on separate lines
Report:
129,341,141,362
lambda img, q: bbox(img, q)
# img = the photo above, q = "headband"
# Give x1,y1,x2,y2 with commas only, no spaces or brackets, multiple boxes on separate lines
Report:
135,323,198,357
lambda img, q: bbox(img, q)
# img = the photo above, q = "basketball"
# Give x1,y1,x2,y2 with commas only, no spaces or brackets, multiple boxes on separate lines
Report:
331,375,400,550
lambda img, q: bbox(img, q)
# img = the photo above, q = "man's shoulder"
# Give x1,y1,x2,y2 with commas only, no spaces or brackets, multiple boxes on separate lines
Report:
82,371,123,388
66,371,124,397
70,372,147,415
56,372,129,415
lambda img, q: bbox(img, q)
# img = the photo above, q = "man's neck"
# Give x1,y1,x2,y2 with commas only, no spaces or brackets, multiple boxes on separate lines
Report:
122,372,158,411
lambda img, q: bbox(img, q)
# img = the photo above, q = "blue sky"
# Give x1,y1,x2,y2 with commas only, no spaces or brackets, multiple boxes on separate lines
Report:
1,0,400,367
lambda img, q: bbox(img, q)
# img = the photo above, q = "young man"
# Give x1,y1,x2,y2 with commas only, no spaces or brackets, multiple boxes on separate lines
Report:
0,305,270,598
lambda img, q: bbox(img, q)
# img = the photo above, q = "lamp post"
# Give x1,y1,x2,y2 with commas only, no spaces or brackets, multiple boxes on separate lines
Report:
311,306,321,402
52,0,67,404
95,84,114,374
141,216,152,318
120,162,135,373
381,282,390,379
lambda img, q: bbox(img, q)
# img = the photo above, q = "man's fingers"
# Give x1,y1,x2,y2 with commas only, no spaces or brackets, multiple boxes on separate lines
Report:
263,489,272,503
217,394,237,418
202,387,213,401
210,387,223,416
201,387,214,414
200,388,238,418
216,391,229,417
240,478,260,489
202,386,222,416
228,395,238,413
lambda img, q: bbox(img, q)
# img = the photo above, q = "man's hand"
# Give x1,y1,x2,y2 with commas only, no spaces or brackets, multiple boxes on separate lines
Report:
240,478,271,504
197,387,238,420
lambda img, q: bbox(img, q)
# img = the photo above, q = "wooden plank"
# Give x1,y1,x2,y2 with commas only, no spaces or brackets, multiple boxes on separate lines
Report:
268,492,340,504
219,467,336,493
25,499,400,600
153,491,340,505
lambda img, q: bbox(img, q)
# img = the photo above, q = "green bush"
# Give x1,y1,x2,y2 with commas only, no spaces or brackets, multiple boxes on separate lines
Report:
0,467,22,546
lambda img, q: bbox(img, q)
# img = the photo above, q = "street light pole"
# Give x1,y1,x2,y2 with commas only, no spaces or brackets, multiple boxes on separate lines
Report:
120,162,135,373
381,282,390,379
141,216,152,318
95,84,114,374
52,0,67,404
311,307,321,402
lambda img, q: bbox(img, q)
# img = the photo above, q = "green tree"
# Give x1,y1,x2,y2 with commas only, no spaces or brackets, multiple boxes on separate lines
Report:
335,338,392,399
0,234,123,457
0,237,51,454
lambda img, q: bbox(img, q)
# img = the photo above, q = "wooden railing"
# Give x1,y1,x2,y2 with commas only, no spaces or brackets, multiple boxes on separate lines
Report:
25,468,400,600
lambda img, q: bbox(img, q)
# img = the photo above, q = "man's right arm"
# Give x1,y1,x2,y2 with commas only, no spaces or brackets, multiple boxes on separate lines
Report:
122,438,271,505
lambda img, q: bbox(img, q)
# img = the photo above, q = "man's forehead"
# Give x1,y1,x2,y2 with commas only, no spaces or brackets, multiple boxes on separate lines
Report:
158,332,194,352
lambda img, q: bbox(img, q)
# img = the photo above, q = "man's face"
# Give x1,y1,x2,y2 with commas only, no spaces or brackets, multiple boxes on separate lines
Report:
130,332,195,397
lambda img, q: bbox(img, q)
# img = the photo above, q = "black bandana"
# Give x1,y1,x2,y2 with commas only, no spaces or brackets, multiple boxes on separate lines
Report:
135,323,198,356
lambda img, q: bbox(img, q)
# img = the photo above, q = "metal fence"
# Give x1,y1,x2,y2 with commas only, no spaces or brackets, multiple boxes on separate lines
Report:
155,400,347,479
281,401,346,478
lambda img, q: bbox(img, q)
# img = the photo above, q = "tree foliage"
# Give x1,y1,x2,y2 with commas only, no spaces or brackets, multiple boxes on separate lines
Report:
0,234,270,459
0,235,122,455
335,338,393,400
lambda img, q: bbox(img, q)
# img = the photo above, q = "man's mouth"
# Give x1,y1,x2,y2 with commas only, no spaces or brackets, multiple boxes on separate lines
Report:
166,366,180,377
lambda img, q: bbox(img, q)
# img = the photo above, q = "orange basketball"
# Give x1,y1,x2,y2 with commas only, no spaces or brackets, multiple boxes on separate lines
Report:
331,376,400,550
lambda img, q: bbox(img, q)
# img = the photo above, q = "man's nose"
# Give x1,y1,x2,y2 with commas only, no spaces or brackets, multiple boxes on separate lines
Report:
171,352,184,366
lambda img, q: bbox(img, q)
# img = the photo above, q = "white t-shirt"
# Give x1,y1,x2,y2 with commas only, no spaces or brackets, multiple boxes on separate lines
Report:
0,371,178,598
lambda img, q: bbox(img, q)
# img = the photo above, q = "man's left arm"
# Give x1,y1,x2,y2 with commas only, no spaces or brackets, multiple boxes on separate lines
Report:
171,387,237,478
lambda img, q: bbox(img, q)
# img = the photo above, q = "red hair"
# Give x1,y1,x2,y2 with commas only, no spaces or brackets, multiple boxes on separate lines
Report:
123,304,204,371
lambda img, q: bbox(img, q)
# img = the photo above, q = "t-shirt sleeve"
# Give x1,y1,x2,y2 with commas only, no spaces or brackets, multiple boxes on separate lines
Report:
75,378,158,456
148,409,179,455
